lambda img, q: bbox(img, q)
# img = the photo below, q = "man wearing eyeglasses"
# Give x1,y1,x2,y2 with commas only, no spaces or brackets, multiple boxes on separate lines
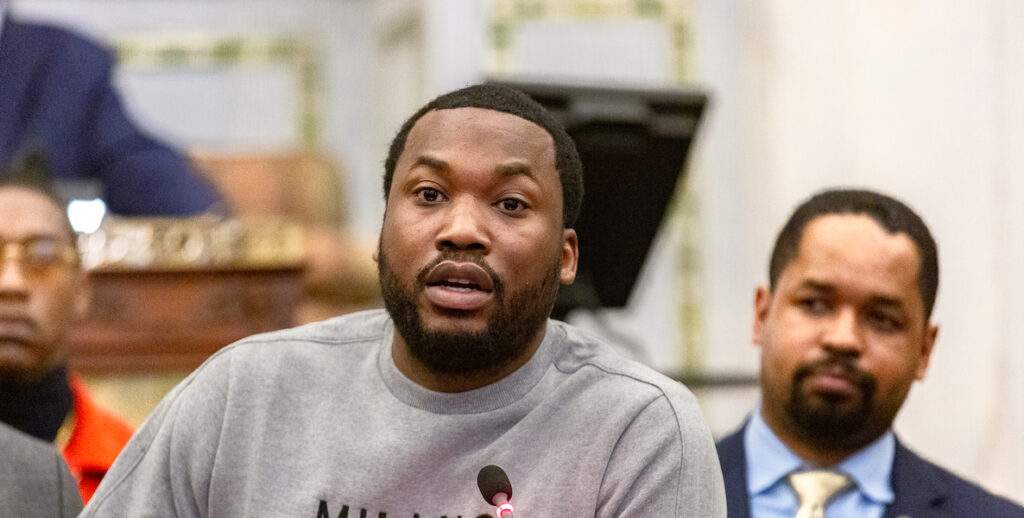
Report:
0,151,133,504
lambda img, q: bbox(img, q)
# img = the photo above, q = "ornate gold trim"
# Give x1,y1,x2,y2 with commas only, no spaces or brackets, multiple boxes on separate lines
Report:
486,0,694,83
111,34,322,148
78,217,305,271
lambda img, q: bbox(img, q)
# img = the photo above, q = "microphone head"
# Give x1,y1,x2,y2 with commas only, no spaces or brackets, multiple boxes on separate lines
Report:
477,464,513,504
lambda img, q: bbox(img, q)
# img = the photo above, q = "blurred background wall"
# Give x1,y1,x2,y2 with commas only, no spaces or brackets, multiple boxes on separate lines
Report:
11,0,1021,502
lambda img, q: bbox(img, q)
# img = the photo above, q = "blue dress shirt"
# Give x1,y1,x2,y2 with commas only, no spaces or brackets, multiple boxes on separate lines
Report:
744,408,895,518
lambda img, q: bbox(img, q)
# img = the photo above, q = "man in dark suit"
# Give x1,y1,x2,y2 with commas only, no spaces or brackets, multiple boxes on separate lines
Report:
0,6,221,215
0,421,82,517
717,189,1024,517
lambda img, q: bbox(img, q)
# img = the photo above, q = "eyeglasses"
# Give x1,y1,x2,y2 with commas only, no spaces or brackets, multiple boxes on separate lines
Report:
1,237,80,277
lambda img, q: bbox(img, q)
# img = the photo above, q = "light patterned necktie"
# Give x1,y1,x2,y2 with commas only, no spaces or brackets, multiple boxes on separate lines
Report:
787,470,853,518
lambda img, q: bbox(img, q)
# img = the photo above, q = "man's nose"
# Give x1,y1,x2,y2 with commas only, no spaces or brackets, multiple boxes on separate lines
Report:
821,307,865,355
0,257,31,299
435,197,492,253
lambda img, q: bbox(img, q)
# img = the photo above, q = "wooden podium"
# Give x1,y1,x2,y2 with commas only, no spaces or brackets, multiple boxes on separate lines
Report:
67,217,305,375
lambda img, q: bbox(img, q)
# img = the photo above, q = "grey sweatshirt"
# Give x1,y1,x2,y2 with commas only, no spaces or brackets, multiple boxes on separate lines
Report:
83,310,725,517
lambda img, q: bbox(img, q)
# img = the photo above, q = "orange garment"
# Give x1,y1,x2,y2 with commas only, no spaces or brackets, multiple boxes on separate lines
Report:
62,375,134,503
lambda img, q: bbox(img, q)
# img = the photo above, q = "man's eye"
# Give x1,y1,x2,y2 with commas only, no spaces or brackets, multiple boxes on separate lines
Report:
798,297,831,315
498,198,527,213
415,188,444,203
867,311,904,332
24,240,61,266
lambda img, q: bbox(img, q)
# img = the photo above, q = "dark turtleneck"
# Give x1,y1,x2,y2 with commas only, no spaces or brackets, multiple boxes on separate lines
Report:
0,364,73,442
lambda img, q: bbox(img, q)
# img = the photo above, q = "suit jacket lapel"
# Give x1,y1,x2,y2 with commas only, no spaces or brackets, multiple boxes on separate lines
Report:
716,425,752,518
883,439,950,518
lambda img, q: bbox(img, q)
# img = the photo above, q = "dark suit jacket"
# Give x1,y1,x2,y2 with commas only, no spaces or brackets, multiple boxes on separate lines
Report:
0,15,221,215
0,422,82,517
716,424,1024,518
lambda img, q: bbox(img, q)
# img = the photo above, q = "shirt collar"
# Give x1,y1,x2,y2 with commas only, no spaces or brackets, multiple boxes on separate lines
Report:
744,407,895,505
745,408,804,495
65,374,134,473
836,426,896,504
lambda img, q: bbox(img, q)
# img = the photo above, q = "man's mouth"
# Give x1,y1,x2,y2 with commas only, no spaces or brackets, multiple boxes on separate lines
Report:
805,371,859,397
798,361,870,400
422,260,495,311
0,317,35,345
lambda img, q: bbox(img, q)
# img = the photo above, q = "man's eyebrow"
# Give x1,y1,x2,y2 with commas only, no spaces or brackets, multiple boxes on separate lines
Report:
413,155,450,174
495,162,537,181
800,279,905,309
412,156,538,182
869,296,905,310
1,232,67,243
799,280,835,293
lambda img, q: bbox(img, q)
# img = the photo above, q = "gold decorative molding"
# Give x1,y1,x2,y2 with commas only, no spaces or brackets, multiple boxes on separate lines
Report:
78,217,305,271
486,0,695,83
111,33,322,148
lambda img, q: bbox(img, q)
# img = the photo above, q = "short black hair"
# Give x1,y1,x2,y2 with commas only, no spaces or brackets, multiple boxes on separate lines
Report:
769,188,939,319
382,84,584,228
2,145,76,242
3,146,62,200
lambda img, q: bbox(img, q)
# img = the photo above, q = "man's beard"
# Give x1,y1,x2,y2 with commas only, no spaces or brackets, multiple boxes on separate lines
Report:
786,355,879,448
378,247,561,376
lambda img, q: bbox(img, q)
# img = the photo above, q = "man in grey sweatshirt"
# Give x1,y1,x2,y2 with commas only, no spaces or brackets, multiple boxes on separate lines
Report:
82,84,726,517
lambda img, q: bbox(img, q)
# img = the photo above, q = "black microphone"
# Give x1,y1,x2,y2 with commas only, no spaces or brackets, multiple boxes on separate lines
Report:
477,465,514,517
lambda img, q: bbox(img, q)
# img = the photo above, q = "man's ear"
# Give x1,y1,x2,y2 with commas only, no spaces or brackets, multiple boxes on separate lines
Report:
558,229,578,285
753,285,771,348
915,324,939,380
